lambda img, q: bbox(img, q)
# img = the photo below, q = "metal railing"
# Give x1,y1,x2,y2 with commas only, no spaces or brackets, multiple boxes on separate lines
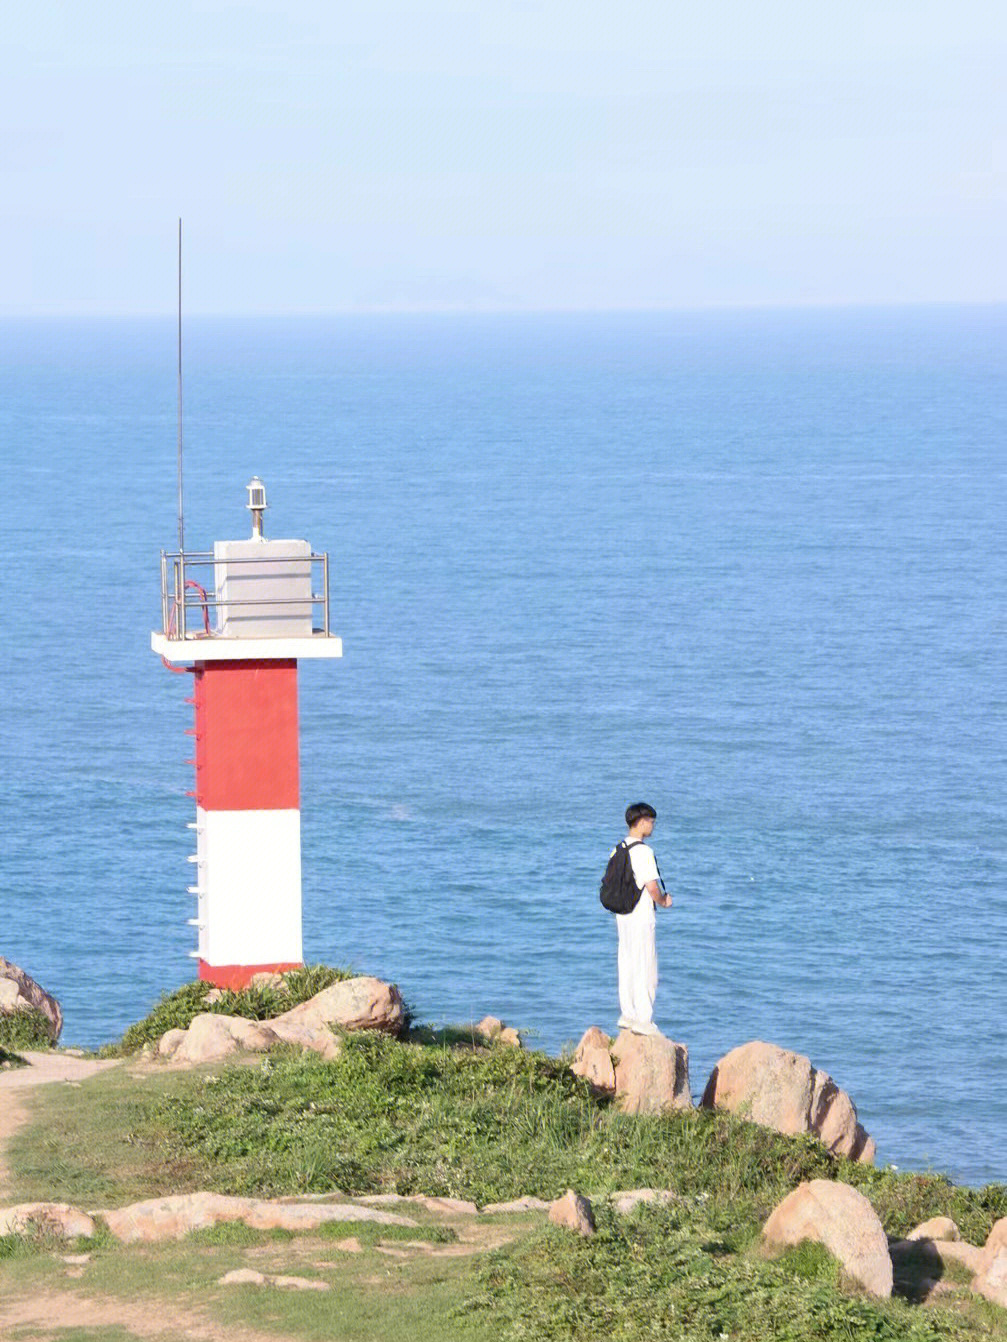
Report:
159,550,331,640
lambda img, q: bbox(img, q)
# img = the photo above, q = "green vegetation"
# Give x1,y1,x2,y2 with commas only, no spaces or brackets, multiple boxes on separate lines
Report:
103,964,355,1055
0,1006,53,1052
3,999,1005,1342
0,1046,27,1067
466,1199,1005,1341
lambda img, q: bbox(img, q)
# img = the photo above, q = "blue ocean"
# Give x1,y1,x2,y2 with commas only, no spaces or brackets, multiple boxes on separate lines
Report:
2,308,1004,1186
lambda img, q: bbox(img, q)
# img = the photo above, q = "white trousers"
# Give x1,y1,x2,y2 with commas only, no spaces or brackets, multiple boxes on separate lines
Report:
616,905,657,1026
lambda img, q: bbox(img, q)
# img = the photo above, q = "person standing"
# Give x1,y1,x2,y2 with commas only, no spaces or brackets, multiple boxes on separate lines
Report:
614,802,672,1035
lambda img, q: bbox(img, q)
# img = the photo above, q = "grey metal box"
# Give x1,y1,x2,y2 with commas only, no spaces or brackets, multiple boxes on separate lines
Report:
213,539,313,638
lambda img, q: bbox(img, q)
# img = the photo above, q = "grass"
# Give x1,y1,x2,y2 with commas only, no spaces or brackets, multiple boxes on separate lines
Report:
101,964,357,1056
465,1199,1007,1341
3,1021,1005,1341
0,1006,54,1051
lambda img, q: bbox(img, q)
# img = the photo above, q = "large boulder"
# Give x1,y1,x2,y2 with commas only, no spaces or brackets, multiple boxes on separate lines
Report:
762,1179,892,1297
172,1014,279,1065
571,1027,616,1092
548,1190,595,1236
974,1219,1007,1308
702,1041,874,1161
0,958,62,1042
974,1246,1007,1309
612,1030,692,1115
271,975,404,1039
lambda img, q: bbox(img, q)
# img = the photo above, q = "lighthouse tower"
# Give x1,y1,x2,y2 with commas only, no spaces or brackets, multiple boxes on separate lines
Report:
151,480,342,989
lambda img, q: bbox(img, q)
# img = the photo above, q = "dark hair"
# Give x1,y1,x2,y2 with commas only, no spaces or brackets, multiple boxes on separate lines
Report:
625,801,657,828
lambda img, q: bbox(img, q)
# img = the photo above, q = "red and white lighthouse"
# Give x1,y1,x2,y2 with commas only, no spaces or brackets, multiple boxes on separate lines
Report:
152,479,342,989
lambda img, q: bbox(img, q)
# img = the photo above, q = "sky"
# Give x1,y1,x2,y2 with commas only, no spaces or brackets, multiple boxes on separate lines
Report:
2,1,1005,314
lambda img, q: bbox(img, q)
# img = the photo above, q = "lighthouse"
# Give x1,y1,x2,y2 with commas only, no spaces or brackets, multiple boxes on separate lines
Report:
151,479,342,989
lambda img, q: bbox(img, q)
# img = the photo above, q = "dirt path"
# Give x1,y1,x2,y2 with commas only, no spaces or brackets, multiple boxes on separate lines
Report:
0,1290,299,1342
0,1052,120,1200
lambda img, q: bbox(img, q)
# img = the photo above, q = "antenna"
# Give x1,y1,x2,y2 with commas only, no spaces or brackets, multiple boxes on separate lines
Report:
176,217,185,554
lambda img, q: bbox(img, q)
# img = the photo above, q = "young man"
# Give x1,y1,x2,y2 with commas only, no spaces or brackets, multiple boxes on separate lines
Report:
615,801,672,1036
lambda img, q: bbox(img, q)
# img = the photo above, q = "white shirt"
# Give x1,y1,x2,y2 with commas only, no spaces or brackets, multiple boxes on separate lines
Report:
613,837,660,926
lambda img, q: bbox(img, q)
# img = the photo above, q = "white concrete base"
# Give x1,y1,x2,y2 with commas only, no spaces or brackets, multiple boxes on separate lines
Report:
152,631,342,663
193,807,303,968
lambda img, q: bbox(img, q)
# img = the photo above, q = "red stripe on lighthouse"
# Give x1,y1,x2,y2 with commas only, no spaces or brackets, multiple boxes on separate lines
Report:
194,660,300,811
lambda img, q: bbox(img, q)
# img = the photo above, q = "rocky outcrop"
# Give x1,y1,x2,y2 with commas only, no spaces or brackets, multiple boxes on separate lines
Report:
0,1202,95,1238
571,1027,617,1092
94,1192,417,1243
548,1189,595,1236
762,1179,892,1297
608,1188,679,1215
169,1014,280,1065
157,975,404,1064
907,1216,961,1241
473,1016,522,1048
702,1041,874,1162
612,1030,692,1115
0,958,62,1042
270,975,404,1039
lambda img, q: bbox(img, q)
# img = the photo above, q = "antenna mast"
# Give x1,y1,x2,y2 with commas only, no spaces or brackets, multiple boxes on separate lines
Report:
176,218,185,554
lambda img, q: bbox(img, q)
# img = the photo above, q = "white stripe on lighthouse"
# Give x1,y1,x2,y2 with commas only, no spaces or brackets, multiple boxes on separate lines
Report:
195,807,302,969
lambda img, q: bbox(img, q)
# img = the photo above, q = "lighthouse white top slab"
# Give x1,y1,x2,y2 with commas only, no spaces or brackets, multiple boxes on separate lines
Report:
152,631,342,663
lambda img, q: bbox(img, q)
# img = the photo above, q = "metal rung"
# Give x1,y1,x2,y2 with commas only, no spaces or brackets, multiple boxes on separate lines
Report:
187,950,201,959
186,918,205,928
187,886,202,895
187,822,199,830
186,854,201,864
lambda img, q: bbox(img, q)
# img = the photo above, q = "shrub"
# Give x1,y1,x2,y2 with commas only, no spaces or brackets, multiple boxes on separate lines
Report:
0,1007,53,1051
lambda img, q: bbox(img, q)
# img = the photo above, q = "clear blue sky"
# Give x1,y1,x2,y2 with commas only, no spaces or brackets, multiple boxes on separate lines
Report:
4,2,1004,314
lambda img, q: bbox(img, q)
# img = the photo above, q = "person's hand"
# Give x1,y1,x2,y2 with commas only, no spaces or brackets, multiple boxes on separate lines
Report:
662,893,673,908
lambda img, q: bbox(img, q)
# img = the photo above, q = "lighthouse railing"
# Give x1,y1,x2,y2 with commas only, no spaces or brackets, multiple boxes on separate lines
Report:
159,550,332,641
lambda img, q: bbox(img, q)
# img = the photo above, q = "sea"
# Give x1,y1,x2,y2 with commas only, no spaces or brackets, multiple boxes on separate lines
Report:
1,307,1004,1187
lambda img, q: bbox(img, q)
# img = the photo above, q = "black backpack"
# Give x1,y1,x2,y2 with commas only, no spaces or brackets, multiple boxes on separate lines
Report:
599,840,642,914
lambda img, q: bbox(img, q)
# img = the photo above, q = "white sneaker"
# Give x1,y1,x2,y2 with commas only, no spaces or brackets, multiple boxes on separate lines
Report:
617,1016,633,1031
632,1021,661,1037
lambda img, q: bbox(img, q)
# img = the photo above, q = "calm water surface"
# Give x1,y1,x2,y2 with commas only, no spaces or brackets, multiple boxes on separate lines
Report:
1,309,1004,1186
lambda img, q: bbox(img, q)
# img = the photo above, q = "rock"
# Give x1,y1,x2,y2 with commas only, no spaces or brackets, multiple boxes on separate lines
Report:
702,1041,873,1161
0,958,63,1042
203,988,224,1004
475,1016,503,1040
0,1203,95,1239
413,1196,478,1215
268,1017,341,1061
96,1192,417,1242
271,975,404,1038
609,1188,678,1215
974,1246,1007,1309
612,1030,692,1115
248,971,288,992
984,1217,1007,1260
273,1275,330,1291
482,1196,552,1214
220,1268,266,1285
98,1192,256,1242
548,1189,595,1236
571,1027,616,1093
498,1027,522,1048
158,1028,187,1058
907,1216,961,1242
762,1180,892,1297
172,1014,279,1065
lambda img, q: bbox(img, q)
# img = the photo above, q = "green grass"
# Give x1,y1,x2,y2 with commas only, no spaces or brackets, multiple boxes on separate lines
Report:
101,964,357,1055
4,1029,1005,1342
0,1006,53,1051
465,1199,1004,1341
